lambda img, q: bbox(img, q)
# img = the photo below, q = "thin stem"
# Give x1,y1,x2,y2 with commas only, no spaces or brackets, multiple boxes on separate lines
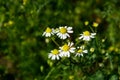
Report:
44,67,55,80
75,38,82,46
95,35,99,49
44,61,61,80
69,57,72,70
89,25,94,33
109,55,113,70
51,38,60,47
95,27,97,33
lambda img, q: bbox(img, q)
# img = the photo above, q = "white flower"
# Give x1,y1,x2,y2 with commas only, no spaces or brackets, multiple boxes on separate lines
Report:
59,42,76,57
42,27,54,37
75,46,88,57
79,31,96,41
56,26,73,39
48,49,60,60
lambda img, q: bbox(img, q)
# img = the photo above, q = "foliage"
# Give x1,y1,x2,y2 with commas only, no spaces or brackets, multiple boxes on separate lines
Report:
0,0,120,80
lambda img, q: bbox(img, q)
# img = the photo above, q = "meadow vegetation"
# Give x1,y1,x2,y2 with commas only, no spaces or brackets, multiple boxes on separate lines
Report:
0,0,120,80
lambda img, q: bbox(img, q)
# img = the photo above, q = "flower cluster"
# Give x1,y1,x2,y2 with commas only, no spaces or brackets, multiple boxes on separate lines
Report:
42,26,73,39
43,26,96,60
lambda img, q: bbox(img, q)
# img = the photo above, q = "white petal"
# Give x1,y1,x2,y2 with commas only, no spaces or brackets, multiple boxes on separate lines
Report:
59,34,62,38
48,54,52,58
59,52,64,57
64,26,67,28
70,47,76,50
80,34,83,35
59,27,62,29
71,47,76,50
70,50,75,53
64,53,67,57
68,42,71,46
65,52,70,57
80,46,84,49
61,33,68,38
80,54,83,56
59,53,62,57
42,32,46,36
83,36,90,41
46,33,51,37
68,42,70,46
63,35,67,39
70,42,74,46
51,55,55,60
56,55,59,60
75,53,80,57
67,27,72,30
67,30,73,33
62,52,66,57
67,53,70,57
51,32,54,35
66,33,70,38
91,33,96,35
83,50,88,53
75,54,78,57
79,36,83,39
57,33,60,36
90,35,95,38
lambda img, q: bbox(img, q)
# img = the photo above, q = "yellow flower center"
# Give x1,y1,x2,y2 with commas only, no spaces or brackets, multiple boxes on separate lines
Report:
23,0,27,5
8,20,14,25
62,44,70,51
45,27,52,33
52,49,59,55
77,49,83,53
84,21,89,26
93,22,99,27
60,27,67,34
83,31,90,36
69,75,74,80
90,48,95,52
108,46,114,51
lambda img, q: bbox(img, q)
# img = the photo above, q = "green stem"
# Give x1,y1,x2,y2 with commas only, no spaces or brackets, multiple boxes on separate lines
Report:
109,55,113,70
89,25,94,33
75,39,82,46
95,27,97,33
44,61,61,80
51,38,60,47
44,67,55,80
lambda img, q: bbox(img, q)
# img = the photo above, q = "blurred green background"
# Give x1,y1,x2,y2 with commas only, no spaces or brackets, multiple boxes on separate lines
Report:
0,0,120,80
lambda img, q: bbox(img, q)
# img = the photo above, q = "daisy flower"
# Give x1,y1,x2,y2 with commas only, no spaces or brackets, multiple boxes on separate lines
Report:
48,49,60,60
79,31,96,41
59,42,75,57
42,27,54,37
56,26,73,39
75,46,88,57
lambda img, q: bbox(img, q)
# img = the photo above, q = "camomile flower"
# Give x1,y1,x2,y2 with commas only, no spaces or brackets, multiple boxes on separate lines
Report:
75,46,88,57
79,31,96,41
59,42,76,57
42,27,54,37
48,49,60,60
56,26,73,39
